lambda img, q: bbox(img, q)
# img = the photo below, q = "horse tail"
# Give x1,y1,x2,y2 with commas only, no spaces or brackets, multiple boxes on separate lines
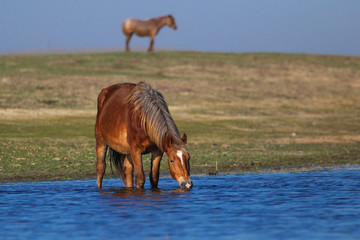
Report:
97,88,109,115
108,147,126,180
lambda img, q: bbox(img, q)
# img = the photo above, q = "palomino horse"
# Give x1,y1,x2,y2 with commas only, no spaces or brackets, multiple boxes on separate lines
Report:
122,15,177,52
95,82,192,189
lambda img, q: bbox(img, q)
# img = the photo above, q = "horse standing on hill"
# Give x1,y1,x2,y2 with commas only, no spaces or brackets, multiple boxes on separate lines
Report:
95,82,192,189
122,15,177,52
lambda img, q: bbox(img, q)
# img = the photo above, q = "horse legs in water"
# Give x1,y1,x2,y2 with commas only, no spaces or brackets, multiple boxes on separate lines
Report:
130,147,145,188
150,150,163,188
96,142,108,189
122,155,134,187
125,33,133,52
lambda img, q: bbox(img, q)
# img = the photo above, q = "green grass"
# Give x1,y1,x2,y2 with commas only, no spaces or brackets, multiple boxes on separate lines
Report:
0,51,359,182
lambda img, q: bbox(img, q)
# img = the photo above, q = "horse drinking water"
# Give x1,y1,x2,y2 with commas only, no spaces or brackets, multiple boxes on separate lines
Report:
95,82,192,189
122,15,177,52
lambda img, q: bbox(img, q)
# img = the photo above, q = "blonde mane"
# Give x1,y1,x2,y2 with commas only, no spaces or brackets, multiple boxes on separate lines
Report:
126,82,188,153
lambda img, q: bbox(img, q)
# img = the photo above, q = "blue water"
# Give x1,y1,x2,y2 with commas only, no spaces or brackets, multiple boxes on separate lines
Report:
1,168,360,240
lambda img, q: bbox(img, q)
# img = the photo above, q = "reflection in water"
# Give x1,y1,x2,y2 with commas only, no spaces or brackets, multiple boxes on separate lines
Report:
99,187,191,208
104,186,190,197
1,168,360,239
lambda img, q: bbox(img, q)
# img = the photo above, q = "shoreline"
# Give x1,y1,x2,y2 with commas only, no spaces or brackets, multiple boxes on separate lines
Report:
2,163,359,184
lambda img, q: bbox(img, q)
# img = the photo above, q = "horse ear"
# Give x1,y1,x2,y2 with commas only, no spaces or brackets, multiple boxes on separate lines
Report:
164,132,172,149
181,133,187,144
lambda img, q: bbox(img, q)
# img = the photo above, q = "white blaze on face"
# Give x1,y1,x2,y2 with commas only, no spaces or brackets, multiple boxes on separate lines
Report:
177,150,184,166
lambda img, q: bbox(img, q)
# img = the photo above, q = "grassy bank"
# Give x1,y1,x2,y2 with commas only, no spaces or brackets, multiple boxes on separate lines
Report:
1,51,359,181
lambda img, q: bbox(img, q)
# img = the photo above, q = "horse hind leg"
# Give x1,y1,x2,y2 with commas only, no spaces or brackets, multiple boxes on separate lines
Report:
96,142,108,189
107,148,127,186
108,149,134,188
125,33,133,52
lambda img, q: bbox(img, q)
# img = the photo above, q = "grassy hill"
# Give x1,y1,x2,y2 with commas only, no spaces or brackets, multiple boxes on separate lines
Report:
1,51,359,181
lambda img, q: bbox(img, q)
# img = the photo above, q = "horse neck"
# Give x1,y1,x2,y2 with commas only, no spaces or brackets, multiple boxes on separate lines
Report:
154,16,169,28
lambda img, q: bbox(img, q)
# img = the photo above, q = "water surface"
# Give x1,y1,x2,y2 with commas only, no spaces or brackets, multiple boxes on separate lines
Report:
1,168,360,239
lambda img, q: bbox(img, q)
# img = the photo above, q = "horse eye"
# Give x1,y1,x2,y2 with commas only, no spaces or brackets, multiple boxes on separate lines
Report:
170,159,174,164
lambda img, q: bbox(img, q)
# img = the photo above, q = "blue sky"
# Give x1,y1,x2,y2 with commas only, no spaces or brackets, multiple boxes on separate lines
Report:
1,0,359,55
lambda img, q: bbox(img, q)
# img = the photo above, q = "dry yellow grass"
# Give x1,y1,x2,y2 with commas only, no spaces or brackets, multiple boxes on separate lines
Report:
0,52,359,181
0,108,96,120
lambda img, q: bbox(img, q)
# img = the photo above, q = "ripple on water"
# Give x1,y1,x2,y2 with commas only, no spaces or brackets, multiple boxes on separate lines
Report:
1,169,360,239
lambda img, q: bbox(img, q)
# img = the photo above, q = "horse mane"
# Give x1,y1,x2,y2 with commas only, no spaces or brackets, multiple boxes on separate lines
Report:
126,82,187,153
155,15,173,20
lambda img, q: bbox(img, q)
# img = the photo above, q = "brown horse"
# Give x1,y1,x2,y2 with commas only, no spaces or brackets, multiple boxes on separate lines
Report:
122,15,177,52
95,82,192,189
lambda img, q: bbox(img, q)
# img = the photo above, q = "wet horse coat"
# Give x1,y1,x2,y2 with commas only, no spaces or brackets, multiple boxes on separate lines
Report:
95,82,192,189
122,15,177,52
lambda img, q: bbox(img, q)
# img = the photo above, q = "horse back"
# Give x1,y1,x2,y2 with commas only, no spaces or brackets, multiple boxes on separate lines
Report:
122,18,153,36
95,83,137,154
97,83,134,113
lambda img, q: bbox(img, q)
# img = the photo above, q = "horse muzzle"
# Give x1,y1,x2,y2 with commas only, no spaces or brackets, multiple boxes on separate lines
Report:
180,180,193,190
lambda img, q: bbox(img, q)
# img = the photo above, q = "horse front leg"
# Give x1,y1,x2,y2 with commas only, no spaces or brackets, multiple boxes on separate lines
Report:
130,147,145,188
122,154,134,187
96,142,108,189
150,150,163,188
125,33,133,52
148,35,155,52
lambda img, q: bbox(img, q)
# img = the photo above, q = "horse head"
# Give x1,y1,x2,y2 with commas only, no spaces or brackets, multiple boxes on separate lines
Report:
163,132,192,189
167,15,177,30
